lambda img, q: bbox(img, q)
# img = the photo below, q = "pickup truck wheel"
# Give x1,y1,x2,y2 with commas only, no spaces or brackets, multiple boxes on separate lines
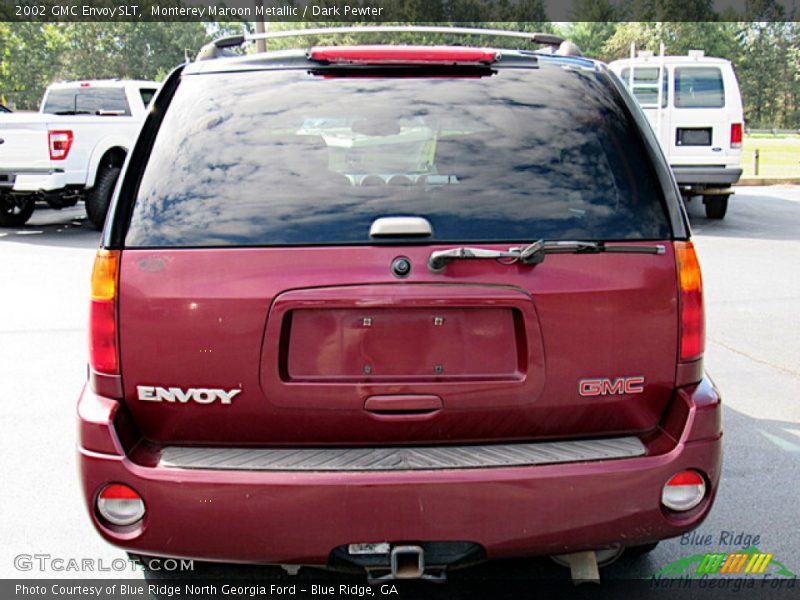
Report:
0,194,35,227
86,166,121,230
704,195,729,219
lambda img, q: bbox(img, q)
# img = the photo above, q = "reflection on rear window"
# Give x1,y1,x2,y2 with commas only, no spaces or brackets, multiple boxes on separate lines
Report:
675,67,725,108
126,66,670,247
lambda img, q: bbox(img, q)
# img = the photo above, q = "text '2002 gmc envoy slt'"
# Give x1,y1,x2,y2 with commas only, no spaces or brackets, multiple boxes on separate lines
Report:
77,27,722,583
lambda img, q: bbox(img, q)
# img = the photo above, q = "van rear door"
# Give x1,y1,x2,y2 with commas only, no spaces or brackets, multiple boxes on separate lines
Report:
668,62,741,168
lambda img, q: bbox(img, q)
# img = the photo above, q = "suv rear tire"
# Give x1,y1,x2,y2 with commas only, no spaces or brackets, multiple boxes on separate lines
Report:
0,194,35,227
86,166,121,230
625,542,659,557
704,195,729,220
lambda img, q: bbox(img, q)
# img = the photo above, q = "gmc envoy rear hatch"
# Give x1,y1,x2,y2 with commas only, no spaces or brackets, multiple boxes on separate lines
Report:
78,27,722,583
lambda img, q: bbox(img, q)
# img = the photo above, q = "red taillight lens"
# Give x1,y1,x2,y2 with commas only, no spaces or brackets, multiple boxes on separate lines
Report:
89,249,120,375
99,483,140,500
48,130,73,160
666,471,704,487
309,45,497,65
675,241,705,363
730,123,743,149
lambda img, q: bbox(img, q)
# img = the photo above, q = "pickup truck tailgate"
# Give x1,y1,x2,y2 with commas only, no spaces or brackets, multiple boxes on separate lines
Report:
0,115,51,172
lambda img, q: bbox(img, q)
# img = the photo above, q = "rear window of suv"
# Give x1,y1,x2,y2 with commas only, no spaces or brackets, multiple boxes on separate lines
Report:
125,64,671,247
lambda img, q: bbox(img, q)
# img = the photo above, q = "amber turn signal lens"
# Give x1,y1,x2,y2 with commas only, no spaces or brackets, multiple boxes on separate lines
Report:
91,249,119,301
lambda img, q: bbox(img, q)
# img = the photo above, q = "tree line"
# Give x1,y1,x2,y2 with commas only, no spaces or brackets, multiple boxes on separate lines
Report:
1,20,798,128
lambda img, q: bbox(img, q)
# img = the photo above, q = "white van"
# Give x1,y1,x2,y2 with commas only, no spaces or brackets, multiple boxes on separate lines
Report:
609,50,744,219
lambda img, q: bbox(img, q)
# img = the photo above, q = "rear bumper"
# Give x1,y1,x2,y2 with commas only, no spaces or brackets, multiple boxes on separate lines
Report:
10,171,67,192
672,166,742,186
78,379,722,565
2,168,86,192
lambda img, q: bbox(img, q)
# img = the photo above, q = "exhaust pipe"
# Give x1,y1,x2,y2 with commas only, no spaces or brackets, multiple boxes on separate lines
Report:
564,550,601,584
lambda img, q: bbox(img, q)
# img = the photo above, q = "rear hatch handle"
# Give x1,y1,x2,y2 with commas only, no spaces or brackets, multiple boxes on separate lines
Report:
428,240,665,271
370,216,432,238
365,395,443,421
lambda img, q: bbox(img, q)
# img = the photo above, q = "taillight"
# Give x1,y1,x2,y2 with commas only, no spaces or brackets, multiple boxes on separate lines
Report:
48,130,73,160
89,249,120,376
675,241,705,363
662,470,707,512
96,483,145,526
730,123,743,149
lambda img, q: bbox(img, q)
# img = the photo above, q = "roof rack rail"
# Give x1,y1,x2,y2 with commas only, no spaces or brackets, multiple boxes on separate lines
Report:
196,26,581,61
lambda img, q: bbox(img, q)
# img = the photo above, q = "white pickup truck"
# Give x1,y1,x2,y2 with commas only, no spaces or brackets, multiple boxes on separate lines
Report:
0,79,158,229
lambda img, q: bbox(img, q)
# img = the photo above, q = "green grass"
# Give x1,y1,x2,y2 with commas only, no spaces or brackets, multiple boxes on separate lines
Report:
741,134,800,178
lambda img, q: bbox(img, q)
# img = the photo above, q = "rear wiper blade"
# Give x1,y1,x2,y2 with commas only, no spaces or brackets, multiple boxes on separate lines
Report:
52,110,91,115
518,240,666,261
428,240,665,272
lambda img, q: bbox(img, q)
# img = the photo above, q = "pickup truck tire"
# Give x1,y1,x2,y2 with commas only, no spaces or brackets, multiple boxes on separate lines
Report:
704,195,729,220
86,166,121,230
0,194,35,227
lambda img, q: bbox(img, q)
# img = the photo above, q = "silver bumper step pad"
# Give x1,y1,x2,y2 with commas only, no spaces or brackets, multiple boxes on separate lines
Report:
159,436,645,472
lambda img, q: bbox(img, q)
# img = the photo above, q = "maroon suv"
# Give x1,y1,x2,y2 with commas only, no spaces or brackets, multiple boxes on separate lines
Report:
78,28,722,581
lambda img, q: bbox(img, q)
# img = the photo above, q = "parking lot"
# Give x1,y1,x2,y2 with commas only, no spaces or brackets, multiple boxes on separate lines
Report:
0,186,798,587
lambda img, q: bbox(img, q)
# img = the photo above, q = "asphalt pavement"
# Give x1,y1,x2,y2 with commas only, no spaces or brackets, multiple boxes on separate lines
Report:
0,187,798,589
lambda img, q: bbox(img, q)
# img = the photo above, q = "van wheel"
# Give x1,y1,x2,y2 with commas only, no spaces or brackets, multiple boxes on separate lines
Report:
704,195,729,219
86,166,121,230
0,194,35,226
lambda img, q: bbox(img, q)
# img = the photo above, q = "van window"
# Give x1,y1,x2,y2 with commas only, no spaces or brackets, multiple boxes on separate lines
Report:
674,67,724,108
125,67,671,247
620,67,668,108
